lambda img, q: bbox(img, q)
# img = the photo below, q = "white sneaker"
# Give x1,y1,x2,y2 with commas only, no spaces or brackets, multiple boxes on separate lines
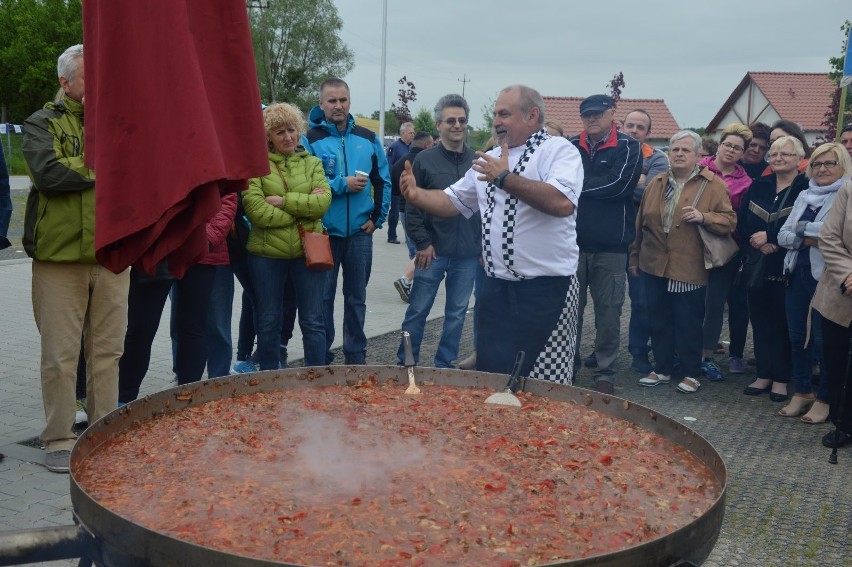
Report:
638,372,671,387
74,399,88,425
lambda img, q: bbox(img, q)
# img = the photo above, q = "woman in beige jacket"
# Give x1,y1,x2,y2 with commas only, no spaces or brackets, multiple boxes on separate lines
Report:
812,153,852,448
629,130,736,394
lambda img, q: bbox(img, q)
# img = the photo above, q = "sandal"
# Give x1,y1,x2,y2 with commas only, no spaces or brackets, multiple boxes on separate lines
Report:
801,400,830,424
677,377,701,394
638,372,671,387
778,396,814,417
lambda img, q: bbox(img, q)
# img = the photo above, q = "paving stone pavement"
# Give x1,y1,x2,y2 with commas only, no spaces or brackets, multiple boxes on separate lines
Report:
1,193,851,564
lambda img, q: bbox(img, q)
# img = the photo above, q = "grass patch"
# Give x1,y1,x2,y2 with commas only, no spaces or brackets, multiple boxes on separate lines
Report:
1,132,26,175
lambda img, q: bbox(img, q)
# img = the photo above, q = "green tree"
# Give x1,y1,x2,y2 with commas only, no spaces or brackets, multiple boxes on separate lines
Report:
412,107,434,135
0,0,83,123
370,110,399,136
249,0,353,110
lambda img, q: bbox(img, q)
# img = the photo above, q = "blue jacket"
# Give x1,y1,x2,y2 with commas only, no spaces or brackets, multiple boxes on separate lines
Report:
304,107,391,237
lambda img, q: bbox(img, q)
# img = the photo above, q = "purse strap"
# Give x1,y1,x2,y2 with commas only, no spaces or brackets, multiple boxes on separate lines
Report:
691,179,710,208
274,158,327,234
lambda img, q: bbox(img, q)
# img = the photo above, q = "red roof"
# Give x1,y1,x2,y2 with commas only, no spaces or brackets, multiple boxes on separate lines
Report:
543,97,681,141
706,72,836,132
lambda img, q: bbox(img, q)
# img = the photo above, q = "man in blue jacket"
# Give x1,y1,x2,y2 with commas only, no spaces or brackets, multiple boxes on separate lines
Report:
305,78,391,364
570,95,641,394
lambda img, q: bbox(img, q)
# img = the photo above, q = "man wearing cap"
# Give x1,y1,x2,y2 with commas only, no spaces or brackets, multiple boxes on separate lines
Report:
570,95,641,394
622,109,669,375
400,84,583,381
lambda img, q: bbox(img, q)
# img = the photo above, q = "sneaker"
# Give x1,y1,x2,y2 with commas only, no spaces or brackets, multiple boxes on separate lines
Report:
394,277,411,303
231,359,259,374
457,351,477,370
638,372,671,387
728,356,745,374
701,359,724,382
74,399,88,425
583,353,598,368
45,450,70,473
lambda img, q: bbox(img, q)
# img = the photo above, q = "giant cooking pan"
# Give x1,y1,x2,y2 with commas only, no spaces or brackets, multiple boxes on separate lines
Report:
1,366,728,566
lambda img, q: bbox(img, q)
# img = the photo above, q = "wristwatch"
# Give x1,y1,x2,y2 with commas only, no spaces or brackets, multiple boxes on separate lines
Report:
494,169,511,188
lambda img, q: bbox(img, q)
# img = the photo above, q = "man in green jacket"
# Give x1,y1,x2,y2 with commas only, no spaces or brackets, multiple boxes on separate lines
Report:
23,44,130,473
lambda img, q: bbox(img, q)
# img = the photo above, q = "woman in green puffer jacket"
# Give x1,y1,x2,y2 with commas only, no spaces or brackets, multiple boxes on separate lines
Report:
243,103,332,369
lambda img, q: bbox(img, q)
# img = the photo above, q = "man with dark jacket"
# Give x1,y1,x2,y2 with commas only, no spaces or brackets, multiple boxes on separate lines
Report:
397,95,480,368
385,122,414,243
391,131,433,300
570,95,641,394
304,78,391,364
23,45,130,473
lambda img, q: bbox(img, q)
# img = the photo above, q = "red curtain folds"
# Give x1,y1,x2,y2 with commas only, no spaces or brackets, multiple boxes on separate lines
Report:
84,0,269,277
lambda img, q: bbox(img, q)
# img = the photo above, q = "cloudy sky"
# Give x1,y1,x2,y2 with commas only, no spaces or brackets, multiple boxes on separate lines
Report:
332,0,849,130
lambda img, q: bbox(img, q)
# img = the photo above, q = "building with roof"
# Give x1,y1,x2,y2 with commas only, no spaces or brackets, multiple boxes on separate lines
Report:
543,97,680,147
704,72,836,147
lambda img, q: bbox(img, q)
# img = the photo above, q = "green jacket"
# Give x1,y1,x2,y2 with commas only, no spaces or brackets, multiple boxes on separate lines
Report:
22,95,96,262
243,149,331,259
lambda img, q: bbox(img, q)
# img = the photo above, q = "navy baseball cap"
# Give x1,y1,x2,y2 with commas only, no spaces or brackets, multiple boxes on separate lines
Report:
579,94,614,116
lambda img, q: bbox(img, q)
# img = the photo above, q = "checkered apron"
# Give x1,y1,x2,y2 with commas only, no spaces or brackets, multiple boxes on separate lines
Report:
481,129,578,384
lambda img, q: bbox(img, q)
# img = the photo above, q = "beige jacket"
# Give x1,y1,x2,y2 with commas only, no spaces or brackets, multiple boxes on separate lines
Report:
812,180,852,327
629,167,736,286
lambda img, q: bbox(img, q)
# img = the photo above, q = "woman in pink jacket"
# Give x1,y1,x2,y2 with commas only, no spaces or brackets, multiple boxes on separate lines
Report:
698,123,754,383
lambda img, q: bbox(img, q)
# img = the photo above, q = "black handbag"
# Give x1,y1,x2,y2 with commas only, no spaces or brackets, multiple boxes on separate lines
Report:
734,184,794,289
733,248,766,289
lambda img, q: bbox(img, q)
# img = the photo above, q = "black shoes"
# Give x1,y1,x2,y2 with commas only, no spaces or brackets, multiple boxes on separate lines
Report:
743,385,771,396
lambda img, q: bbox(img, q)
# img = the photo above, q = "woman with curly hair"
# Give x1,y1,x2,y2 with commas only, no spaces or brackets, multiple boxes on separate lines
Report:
243,103,332,369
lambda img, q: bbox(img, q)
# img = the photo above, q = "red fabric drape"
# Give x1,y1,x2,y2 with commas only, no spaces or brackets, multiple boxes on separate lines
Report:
83,0,269,277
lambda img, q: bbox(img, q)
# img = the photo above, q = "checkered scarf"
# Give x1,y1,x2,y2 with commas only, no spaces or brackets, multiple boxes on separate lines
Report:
482,128,550,279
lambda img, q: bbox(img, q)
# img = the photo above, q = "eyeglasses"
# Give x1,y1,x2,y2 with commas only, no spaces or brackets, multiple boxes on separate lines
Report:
720,141,744,153
442,117,468,126
581,111,606,121
811,160,839,170
768,152,797,160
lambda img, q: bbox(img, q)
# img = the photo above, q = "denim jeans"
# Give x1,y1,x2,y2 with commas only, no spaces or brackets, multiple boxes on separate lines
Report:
627,268,650,357
387,195,400,241
247,254,326,369
401,211,416,259
397,255,477,367
119,264,214,403
324,230,373,364
205,265,234,378
786,268,827,398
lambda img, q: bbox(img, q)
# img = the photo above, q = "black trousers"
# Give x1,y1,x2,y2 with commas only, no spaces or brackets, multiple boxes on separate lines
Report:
644,273,705,378
748,280,791,382
118,264,215,403
821,317,852,432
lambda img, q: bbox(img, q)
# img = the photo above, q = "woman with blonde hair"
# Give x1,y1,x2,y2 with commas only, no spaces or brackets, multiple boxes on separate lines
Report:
737,136,808,406
811,152,852,447
777,143,852,423
243,102,332,369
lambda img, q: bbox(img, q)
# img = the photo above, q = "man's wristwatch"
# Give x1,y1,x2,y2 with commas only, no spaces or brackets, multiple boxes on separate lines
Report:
494,169,511,188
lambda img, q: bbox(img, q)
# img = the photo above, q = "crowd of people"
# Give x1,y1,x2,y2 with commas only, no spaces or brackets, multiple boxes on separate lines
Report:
15,43,852,473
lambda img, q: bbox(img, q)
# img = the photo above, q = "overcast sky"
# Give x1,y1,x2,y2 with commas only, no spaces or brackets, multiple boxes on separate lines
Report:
332,0,849,131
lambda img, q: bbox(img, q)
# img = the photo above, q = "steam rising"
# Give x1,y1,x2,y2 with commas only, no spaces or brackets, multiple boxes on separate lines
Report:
286,410,428,496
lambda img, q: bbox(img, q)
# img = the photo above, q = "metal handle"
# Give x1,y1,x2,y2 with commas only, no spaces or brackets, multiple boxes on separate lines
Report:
504,351,525,393
0,525,91,565
402,331,415,367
